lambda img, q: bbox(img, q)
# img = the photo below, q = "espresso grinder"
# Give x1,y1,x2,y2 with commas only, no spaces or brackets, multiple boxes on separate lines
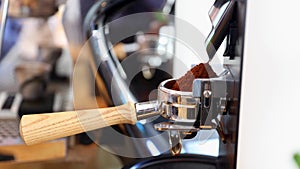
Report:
19,0,247,168
81,0,247,168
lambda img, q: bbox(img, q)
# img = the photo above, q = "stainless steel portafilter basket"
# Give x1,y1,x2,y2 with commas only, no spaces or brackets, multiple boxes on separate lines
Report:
137,69,231,131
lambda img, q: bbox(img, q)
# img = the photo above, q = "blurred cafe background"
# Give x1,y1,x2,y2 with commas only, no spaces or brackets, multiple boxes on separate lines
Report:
0,0,300,169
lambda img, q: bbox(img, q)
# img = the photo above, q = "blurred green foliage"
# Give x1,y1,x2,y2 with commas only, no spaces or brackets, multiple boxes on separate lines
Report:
294,153,300,168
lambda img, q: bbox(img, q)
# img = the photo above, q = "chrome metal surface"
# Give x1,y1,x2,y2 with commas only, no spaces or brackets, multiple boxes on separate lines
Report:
192,69,232,98
154,122,199,132
136,100,160,120
169,130,182,156
154,122,216,132
0,0,9,58
158,79,200,122
205,0,235,60
91,29,137,105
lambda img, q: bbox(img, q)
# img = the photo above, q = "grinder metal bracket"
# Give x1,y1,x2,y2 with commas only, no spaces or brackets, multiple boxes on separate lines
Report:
193,67,235,142
153,67,235,145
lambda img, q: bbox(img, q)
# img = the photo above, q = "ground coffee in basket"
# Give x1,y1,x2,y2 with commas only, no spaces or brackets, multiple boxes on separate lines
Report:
171,63,217,92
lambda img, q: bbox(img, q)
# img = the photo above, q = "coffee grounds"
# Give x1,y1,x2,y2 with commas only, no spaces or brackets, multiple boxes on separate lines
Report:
171,63,217,91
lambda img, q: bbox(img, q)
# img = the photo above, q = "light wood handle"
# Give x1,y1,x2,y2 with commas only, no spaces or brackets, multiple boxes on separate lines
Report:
20,102,137,145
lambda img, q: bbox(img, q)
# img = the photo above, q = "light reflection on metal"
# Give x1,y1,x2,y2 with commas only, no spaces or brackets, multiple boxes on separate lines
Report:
0,0,9,59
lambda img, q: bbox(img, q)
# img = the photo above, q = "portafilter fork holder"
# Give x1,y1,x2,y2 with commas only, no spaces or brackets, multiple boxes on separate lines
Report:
137,69,233,155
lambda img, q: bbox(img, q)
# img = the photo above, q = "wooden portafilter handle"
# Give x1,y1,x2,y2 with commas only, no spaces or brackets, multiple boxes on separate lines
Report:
19,102,137,145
